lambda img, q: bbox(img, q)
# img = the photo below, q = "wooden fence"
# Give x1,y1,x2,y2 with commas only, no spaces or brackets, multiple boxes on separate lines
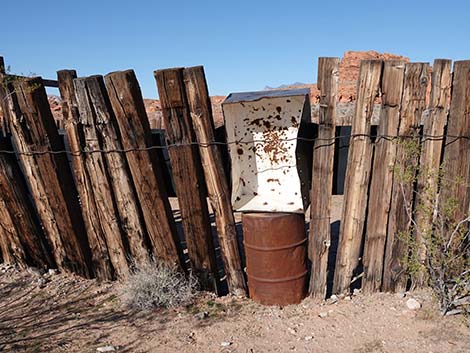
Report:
0,56,468,298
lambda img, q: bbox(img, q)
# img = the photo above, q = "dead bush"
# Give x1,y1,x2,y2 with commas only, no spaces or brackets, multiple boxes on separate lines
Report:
121,260,198,310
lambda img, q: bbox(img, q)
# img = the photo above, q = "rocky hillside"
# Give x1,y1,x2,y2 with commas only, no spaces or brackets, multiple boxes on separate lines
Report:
44,51,411,129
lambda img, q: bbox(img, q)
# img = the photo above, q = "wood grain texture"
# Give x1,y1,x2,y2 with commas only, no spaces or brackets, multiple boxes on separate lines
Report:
383,63,430,292
155,68,220,291
0,135,53,269
413,59,452,287
183,65,246,296
104,69,182,267
6,77,91,276
440,60,470,228
309,57,340,298
83,76,151,266
333,60,383,294
58,70,114,280
363,61,405,292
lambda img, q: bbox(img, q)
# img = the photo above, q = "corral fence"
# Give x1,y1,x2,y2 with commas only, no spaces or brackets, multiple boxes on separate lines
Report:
0,56,468,298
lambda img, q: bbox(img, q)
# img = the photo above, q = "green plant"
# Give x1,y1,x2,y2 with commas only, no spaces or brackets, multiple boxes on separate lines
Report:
395,137,469,316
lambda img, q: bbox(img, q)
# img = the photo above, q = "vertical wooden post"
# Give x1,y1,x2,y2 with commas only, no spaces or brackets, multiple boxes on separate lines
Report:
414,59,452,287
440,61,470,228
0,135,54,269
80,76,151,265
0,56,10,136
6,76,91,276
154,68,222,292
308,57,340,298
58,70,115,280
362,61,406,292
104,69,183,267
183,65,247,296
333,60,383,294
383,63,430,292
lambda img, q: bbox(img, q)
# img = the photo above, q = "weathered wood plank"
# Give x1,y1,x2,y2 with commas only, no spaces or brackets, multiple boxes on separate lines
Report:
413,59,452,287
383,63,430,292
82,76,151,266
58,70,115,280
333,60,383,294
308,57,340,298
183,65,246,296
363,61,406,292
0,56,11,135
0,134,53,268
104,69,183,267
6,76,91,276
155,68,220,291
440,60,470,228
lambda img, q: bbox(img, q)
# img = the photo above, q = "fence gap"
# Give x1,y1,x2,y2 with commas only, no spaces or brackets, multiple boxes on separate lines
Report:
333,60,383,294
309,57,340,298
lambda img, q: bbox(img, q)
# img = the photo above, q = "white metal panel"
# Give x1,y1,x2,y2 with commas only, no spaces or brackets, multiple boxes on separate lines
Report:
222,90,310,213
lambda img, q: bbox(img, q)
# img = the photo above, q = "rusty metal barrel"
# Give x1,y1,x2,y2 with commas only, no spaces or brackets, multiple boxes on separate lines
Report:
242,212,308,305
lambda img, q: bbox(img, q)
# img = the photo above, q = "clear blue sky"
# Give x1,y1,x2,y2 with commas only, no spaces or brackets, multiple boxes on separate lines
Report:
2,0,469,98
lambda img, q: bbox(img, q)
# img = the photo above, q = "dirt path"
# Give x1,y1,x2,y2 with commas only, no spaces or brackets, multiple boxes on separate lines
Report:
0,266,469,353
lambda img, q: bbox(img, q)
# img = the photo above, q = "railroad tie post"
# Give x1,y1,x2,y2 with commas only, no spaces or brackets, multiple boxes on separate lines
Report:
104,69,183,268
439,61,470,237
183,65,247,296
413,59,452,287
58,70,115,280
333,60,383,294
363,60,406,293
383,63,430,292
309,57,340,298
5,76,92,276
154,68,221,293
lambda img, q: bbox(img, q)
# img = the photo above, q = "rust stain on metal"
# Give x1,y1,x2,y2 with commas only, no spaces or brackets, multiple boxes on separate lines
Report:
243,213,308,305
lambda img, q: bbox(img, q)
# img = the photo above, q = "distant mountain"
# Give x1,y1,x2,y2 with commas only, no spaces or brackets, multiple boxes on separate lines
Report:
264,82,310,90
9,51,410,130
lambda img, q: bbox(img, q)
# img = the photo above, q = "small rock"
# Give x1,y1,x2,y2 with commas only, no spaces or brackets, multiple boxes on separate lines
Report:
353,288,361,296
194,311,209,320
48,269,59,276
28,267,44,277
326,294,338,305
36,278,47,288
318,311,328,318
406,298,421,310
396,292,406,299
96,345,116,352
287,327,297,335
221,341,232,347
304,336,313,341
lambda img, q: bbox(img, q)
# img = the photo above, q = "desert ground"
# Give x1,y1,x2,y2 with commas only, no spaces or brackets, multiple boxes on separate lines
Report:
1,196,469,353
1,265,469,353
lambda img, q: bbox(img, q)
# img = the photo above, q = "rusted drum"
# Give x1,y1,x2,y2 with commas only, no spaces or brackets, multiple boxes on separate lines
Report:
243,212,308,305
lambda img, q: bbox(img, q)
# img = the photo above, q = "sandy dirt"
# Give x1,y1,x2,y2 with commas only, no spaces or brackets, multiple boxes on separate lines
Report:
0,266,469,353
1,196,469,352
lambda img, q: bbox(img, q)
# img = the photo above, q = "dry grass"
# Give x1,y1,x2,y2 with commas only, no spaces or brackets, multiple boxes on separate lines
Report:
121,259,197,310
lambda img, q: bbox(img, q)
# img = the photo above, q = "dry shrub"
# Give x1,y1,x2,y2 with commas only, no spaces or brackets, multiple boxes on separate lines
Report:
121,259,198,310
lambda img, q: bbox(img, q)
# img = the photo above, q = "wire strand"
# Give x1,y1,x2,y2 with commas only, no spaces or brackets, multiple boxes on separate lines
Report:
0,134,467,156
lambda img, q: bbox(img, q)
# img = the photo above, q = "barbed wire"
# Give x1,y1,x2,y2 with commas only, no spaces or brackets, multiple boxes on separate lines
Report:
0,133,467,156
